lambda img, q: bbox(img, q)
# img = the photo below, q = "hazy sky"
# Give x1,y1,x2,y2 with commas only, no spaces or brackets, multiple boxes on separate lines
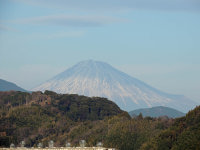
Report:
0,0,200,103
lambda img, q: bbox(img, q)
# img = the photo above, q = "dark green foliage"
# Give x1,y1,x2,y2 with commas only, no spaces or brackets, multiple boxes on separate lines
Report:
0,136,10,147
140,106,200,150
0,91,199,149
55,94,122,121
0,91,123,147
104,113,172,150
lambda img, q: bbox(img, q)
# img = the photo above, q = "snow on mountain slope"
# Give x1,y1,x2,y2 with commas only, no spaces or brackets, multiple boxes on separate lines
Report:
32,60,198,112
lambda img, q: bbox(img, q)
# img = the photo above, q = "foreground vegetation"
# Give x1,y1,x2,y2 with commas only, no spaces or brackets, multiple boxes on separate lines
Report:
0,91,199,150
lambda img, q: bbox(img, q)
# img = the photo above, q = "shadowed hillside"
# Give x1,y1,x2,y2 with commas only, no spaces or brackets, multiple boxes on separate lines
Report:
0,91,123,147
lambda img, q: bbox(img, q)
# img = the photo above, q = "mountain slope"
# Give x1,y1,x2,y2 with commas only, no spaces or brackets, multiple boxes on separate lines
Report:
32,60,198,112
129,106,185,118
0,79,26,92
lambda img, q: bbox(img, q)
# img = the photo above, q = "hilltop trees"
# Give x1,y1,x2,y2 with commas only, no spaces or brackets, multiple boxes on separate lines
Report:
0,91,200,149
140,106,200,150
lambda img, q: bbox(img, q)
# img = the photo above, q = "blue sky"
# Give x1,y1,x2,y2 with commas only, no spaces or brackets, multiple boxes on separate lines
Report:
0,0,200,103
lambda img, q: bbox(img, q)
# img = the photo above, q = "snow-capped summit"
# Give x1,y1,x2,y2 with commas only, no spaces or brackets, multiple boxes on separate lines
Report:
32,60,198,112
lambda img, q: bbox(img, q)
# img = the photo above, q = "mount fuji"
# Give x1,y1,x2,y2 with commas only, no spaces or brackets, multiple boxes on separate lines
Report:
32,60,198,112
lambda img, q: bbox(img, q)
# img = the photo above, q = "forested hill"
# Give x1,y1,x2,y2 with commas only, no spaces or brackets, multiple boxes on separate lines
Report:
0,90,122,121
0,91,123,147
0,91,199,149
140,105,200,149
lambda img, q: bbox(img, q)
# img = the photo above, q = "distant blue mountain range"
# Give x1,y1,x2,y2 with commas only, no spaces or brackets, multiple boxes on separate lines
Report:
0,79,27,92
129,106,185,118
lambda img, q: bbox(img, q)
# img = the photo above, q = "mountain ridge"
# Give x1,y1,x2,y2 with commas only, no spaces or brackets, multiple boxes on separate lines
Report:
129,106,185,118
32,60,198,112
0,79,27,92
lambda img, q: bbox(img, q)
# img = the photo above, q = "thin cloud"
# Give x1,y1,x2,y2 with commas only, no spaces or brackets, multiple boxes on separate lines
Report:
9,15,128,27
30,31,86,40
15,0,200,13
46,31,85,39
0,24,18,32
